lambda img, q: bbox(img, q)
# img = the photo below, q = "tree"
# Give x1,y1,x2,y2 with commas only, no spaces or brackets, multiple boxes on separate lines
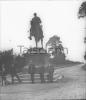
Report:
0,49,25,74
46,35,63,54
78,1,86,18
78,1,86,60
0,49,13,73
46,35,62,47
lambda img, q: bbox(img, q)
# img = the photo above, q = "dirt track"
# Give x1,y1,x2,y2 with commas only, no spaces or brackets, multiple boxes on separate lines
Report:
0,64,86,100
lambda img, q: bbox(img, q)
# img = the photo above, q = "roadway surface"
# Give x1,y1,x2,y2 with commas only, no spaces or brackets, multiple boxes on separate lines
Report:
0,64,86,100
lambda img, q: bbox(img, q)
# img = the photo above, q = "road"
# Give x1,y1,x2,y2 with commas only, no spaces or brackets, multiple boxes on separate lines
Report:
0,64,86,100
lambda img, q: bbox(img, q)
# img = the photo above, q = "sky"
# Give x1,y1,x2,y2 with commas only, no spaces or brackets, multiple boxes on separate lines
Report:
0,0,85,62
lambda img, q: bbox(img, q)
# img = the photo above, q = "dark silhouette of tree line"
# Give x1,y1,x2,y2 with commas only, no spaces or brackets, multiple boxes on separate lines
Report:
78,1,86,61
0,49,26,74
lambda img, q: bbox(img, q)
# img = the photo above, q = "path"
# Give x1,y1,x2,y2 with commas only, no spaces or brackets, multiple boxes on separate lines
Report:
0,64,86,100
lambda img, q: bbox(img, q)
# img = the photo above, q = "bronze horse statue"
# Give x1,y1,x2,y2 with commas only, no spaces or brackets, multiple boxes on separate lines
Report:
29,13,44,48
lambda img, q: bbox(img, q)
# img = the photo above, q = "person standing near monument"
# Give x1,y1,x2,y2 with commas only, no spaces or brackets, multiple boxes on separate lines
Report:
39,66,45,83
1,64,7,86
10,62,21,84
47,64,54,82
28,61,35,83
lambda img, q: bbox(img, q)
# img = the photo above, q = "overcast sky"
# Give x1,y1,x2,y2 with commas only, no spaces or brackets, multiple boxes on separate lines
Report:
0,0,85,62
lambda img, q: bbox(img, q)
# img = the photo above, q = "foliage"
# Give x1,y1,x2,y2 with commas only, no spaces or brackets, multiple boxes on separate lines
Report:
46,35,64,54
0,49,13,73
78,1,86,18
0,49,26,74
78,1,86,61
46,35,62,47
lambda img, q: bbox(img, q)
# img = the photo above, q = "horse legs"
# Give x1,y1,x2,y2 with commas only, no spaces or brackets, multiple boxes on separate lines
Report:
35,40,38,48
35,38,43,48
36,42,37,48
41,39,43,48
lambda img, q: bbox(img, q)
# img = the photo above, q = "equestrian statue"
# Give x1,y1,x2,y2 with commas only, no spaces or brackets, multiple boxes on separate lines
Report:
28,13,44,48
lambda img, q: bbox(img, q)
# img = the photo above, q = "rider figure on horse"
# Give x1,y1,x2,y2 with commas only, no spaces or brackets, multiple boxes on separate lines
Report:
31,13,41,26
